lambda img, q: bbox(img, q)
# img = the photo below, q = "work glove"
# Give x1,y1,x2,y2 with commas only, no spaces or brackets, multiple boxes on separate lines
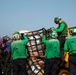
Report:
20,33,24,40
50,27,55,32
43,28,46,35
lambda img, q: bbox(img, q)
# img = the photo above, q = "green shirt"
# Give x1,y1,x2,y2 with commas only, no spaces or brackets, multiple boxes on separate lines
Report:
64,35,76,55
55,21,68,37
11,35,29,60
42,35,60,59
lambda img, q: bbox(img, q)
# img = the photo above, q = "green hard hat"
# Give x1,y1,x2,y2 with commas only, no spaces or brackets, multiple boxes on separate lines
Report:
12,31,20,40
13,31,19,35
71,28,76,35
54,17,61,22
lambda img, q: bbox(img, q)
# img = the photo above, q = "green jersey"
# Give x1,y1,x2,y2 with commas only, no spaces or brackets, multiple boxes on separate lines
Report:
42,35,60,59
11,35,29,60
64,35,76,55
55,21,68,37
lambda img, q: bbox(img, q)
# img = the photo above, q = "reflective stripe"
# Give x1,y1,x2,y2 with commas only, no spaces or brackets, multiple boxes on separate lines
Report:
48,39,58,42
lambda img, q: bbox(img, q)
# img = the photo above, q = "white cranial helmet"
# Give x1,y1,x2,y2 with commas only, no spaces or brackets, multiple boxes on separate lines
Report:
12,32,20,40
50,31,58,39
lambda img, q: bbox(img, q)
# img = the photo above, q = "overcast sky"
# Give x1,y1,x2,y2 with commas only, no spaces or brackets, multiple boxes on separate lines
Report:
0,0,76,37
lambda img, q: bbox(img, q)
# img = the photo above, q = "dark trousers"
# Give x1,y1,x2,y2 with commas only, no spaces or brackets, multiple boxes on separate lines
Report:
69,56,76,75
58,36,66,49
43,58,59,75
0,56,2,75
0,65,2,75
58,36,66,61
12,58,28,75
